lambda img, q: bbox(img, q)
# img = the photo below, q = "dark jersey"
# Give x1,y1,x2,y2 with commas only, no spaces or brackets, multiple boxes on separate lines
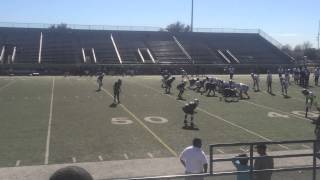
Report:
183,102,198,114
177,82,186,90
97,74,104,81
113,82,121,93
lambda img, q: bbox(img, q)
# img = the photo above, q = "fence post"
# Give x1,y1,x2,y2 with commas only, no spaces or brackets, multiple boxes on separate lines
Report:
250,144,254,180
313,141,317,180
209,145,213,175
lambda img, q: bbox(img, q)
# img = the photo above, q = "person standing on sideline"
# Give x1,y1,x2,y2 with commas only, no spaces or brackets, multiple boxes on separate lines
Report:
314,67,320,86
113,79,122,104
266,71,272,94
254,144,274,180
180,138,208,179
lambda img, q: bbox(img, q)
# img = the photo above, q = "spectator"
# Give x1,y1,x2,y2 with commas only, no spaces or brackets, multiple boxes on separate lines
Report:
314,67,320,86
266,70,272,94
254,144,274,180
232,154,250,180
180,138,208,179
50,166,93,180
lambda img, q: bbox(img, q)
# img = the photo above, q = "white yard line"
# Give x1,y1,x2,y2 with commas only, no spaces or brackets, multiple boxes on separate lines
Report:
136,82,289,150
242,100,311,122
0,81,15,92
44,77,55,165
261,90,304,102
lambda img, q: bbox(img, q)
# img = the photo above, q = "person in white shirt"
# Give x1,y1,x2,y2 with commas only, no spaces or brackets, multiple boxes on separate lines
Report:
180,138,208,179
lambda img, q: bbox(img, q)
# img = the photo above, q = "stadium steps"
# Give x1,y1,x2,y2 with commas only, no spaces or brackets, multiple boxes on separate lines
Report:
0,28,41,64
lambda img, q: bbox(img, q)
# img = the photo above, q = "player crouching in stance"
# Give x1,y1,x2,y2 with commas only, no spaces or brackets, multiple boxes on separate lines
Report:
113,79,122,104
182,99,199,128
177,80,187,100
164,77,175,94
302,89,316,118
96,73,104,91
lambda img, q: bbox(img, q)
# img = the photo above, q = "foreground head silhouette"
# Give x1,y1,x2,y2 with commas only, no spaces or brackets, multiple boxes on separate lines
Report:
50,166,93,180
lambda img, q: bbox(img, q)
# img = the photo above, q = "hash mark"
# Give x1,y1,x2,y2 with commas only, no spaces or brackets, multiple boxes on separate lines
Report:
147,152,154,158
124,153,129,160
15,160,21,166
98,155,103,161
217,149,225,154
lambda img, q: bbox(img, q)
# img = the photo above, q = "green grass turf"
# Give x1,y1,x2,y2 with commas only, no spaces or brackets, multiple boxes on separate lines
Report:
0,75,318,167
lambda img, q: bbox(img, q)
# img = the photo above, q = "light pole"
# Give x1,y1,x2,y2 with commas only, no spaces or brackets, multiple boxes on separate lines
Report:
191,0,194,32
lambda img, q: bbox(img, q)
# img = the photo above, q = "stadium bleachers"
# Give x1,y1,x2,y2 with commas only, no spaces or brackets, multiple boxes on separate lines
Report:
42,30,81,64
75,30,119,64
0,28,41,64
0,27,293,65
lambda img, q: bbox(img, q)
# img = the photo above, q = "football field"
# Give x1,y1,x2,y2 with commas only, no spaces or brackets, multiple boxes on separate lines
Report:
0,74,318,168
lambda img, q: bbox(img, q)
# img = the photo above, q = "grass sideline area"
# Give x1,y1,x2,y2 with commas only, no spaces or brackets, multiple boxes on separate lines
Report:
0,74,319,178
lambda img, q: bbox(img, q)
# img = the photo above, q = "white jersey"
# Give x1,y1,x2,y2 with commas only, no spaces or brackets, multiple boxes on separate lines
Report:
180,146,208,173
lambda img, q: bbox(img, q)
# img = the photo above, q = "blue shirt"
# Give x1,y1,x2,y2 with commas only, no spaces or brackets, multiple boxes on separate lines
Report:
233,160,250,180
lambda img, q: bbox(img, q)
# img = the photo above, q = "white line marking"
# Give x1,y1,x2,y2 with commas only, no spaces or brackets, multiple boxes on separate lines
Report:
96,82,177,157
240,147,247,152
136,82,290,150
0,81,15,92
98,156,103,161
72,157,77,163
242,100,311,122
44,77,55,165
147,152,154,158
217,149,225,154
124,153,129,160
302,144,311,149
261,91,304,102
15,160,20,166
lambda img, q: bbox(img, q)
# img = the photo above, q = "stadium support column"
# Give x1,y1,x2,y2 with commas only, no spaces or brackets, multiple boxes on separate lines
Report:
110,33,122,64
147,48,156,63
38,32,43,64
0,46,4,64
137,48,145,63
92,48,97,63
12,47,16,63
82,48,86,63
173,36,193,63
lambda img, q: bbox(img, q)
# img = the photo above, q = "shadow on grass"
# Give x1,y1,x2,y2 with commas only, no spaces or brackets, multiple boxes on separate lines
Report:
182,125,199,131
109,103,117,108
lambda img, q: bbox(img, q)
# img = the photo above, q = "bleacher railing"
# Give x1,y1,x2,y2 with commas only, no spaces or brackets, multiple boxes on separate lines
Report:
114,140,319,180
209,140,319,180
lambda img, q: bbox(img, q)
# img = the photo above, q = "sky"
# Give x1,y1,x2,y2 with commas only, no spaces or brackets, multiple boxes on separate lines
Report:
0,0,319,47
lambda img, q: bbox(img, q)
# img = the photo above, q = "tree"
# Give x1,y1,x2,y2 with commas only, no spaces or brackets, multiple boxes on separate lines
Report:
165,21,191,33
48,23,70,30
301,41,313,50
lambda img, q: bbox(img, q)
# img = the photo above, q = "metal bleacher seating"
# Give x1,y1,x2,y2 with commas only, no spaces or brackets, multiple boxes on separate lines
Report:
0,28,41,64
